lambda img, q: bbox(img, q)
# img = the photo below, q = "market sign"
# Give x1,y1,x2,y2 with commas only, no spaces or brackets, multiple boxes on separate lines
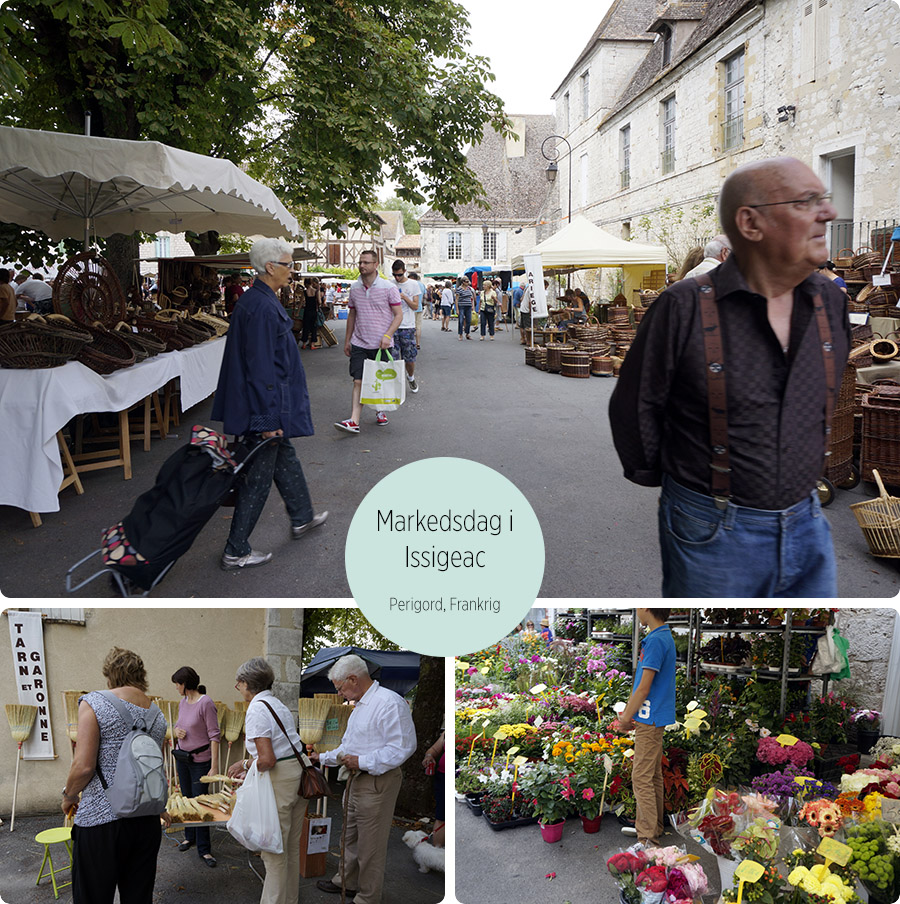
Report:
7,610,55,759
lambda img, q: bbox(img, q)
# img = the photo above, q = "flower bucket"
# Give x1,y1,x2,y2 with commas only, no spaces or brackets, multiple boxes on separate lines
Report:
538,820,565,843
716,855,739,896
580,813,602,834
857,727,880,755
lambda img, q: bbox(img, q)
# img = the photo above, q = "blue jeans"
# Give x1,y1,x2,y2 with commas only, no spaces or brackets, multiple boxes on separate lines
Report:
457,304,472,335
226,436,313,556
175,757,213,855
658,475,837,598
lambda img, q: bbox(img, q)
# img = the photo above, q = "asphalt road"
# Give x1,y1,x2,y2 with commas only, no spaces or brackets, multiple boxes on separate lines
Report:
1,315,897,598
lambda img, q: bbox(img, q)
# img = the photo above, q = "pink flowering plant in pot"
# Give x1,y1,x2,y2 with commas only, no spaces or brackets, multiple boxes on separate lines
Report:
757,735,815,768
519,762,574,826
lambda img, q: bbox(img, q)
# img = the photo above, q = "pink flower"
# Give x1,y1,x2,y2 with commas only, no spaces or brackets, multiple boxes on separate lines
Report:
466,667,477,675
582,788,595,800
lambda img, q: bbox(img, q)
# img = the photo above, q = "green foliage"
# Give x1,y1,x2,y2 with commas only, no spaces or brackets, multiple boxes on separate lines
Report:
637,194,718,271
300,608,399,668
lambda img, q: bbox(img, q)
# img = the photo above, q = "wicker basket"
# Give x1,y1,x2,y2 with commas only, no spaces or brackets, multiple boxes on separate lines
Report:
0,316,93,369
833,248,855,269
524,346,537,367
546,344,563,373
192,312,229,337
861,387,900,485
591,355,614,376
535,346,548,371
135,316,187,351
871,339,899,362
560,349,591,378
114,322,166,359
848,342,874,369
75,322,136,374
851,470,900,558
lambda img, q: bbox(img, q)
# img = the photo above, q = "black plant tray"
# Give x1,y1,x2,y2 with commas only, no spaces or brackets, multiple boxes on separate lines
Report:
483,812,537,831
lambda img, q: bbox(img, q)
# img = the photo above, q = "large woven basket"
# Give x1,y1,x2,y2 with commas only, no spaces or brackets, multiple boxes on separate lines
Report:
136,316,189,351
851,470,900,558
114,322,167,360
48,316,135,374
591,355,614,376
193,312,229,337
0,316,93,369
561,349,591,378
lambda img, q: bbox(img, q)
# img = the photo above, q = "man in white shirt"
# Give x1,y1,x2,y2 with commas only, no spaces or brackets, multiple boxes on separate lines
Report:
390,259,421,392
16,272,54,313
311,654,417,904
682,234,732,279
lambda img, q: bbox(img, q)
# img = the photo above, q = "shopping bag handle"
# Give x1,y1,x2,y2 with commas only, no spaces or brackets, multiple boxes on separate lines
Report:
375,347,395,364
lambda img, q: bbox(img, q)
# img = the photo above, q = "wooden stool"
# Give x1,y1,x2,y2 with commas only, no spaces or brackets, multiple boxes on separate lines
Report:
35,826,73,898
28,432,85,528
71,410,133,481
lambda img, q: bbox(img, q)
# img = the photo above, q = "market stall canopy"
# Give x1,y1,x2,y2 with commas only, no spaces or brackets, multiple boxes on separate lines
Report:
144,250,317,270
300,646,420,697
510,215,667,271
0,126,299,244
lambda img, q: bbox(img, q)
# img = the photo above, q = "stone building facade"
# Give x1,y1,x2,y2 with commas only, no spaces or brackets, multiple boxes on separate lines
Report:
549,0,900,266
419,114,556,281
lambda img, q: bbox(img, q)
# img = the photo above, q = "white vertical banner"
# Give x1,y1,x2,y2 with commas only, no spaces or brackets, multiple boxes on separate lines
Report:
522,253,548,317
8,611,56,759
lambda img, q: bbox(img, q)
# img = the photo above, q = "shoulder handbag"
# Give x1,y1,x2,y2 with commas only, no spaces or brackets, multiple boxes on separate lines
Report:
259,700,333,801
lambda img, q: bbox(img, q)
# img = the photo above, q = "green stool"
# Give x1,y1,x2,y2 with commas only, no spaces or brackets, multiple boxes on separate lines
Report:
35,826,73,898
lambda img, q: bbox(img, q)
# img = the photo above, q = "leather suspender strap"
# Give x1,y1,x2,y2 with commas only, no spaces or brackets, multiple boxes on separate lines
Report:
694,275,732,508
811,291,836,465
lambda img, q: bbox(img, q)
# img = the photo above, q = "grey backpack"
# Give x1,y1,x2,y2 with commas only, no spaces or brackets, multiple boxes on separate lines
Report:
95,691,167,818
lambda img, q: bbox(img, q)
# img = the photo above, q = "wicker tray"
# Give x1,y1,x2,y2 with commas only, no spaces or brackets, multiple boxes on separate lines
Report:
0,316,93,369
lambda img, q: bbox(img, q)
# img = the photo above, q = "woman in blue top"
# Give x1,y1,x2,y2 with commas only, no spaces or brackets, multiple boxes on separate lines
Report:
212,238,328,571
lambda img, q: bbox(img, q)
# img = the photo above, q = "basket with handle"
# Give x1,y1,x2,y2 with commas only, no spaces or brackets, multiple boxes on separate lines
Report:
851,469,900,558
47,316,135,374
0,315,93,369
833,248,855,269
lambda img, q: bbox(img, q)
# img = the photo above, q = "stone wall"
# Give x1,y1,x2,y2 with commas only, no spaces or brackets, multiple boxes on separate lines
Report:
835,606,897,714
263,607,305,714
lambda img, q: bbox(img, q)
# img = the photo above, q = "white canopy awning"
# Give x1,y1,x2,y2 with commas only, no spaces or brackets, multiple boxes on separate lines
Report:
511,216,668,271
0,126,299,243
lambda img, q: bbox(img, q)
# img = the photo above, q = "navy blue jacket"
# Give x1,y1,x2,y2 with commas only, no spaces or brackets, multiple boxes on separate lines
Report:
211,280,314,437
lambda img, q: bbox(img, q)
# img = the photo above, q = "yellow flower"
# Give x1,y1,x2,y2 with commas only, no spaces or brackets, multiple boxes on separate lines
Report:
788,867,809,887
565,754,575,763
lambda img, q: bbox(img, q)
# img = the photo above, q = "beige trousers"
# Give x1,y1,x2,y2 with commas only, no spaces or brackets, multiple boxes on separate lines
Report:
632,724,665,845
332,768,403,904
260,758,308,904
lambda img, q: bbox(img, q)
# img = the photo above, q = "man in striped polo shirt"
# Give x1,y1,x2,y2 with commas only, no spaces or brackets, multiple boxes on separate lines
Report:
335,249,403,434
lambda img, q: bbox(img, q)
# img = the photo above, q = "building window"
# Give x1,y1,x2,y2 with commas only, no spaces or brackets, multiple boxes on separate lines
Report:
154,235,171,257
482,231,497,260
660,25,673,67
581,71,590,120
28,608,85,625
620,125,631,190
448,231,462,260
723,49,744,150
661,96,676,174
563,92,570,132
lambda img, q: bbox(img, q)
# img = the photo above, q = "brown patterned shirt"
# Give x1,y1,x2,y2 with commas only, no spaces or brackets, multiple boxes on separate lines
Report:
609,254,850,510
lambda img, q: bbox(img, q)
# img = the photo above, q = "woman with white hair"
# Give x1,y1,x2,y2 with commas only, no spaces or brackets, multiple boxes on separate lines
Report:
212,238,328,572
227,658,309,904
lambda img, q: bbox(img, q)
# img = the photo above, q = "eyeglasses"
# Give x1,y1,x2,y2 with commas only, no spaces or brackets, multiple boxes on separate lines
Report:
269,260,292,269
747,192,833,212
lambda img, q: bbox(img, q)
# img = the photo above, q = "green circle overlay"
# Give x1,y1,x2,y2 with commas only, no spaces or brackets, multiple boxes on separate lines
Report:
345,457,544,657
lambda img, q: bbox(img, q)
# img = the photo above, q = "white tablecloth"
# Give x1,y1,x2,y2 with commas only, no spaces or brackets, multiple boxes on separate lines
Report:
0,337,225,514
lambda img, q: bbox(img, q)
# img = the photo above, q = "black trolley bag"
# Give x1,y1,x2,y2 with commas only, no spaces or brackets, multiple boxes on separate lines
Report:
66,425,276,596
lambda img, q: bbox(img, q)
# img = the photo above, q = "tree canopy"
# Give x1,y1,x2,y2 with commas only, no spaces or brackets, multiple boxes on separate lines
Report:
0,0,509,265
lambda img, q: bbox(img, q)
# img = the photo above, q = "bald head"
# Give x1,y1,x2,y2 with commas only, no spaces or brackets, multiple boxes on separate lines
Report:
719,157,812,246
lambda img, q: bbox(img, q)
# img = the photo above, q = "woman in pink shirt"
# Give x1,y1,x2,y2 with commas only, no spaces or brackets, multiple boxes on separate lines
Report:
172,666,220,867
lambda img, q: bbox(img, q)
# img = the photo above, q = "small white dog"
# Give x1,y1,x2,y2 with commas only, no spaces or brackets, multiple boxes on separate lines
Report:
402,830,445,873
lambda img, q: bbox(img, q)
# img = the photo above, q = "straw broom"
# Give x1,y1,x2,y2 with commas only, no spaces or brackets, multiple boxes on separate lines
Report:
297,697,331,747
162,700,180,790
5,704,37,833
314,693,344,706
61,690,86,756
222,709,245,773
215,701,227,773
316,705,351,754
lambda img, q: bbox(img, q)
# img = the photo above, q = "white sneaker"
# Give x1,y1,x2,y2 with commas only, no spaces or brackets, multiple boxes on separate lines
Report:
620,826,638,837
221,550,272,571
407,375,418,393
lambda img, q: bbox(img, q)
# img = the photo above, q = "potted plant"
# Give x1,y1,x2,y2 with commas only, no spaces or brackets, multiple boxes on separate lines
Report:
572,755,606,833
455,763,486,802
853,710,881,754
522,763,574,842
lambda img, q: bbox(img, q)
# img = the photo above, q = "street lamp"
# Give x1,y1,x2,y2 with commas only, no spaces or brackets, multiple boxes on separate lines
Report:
541,135,572,223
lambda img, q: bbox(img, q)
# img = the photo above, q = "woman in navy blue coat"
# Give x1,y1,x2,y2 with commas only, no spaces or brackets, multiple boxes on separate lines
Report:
212,238,328,570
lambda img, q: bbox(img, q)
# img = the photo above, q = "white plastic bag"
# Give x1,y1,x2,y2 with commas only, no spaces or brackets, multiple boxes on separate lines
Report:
360,349,406,411
811,626,843,675
226,762,283,853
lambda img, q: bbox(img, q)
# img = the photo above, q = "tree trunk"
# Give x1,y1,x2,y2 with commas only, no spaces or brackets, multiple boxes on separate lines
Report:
188,230,221,256
396,655,444,818
103,233,140,296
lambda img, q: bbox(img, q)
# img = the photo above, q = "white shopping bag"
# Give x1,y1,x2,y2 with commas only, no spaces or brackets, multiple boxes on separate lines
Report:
227,762,283,853
360,349,406,411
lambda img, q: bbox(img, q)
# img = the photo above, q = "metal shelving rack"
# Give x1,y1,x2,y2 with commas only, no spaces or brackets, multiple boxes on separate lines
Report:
688,608,830,718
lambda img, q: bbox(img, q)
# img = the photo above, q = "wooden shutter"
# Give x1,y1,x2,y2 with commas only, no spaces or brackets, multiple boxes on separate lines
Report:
799,1,816,84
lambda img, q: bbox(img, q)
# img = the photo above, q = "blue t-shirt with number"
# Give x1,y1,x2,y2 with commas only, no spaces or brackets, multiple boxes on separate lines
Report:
632,625,676,727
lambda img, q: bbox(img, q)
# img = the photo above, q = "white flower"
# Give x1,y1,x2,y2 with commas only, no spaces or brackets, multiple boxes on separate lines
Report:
759,727,772,738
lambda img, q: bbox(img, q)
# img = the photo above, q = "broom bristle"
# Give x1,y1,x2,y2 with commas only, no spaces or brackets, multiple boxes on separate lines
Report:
315,704,351,753
162,700,180,740
5,704,38,743
314,693,344,705
234,700,248,713
297,697,332,745
62,690,86,743
224,709,245,742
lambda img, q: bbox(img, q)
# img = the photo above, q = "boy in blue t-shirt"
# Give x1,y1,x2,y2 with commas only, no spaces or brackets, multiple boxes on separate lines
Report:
612,608,676,846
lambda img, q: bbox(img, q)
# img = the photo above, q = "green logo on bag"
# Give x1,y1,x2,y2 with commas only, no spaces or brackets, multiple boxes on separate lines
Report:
376,368,397,380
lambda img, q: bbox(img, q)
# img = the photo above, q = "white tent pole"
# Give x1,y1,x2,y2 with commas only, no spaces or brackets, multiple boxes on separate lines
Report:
84,112,91,251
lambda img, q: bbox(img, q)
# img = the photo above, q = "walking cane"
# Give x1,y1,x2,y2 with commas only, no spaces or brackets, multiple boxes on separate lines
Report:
341,771,357,904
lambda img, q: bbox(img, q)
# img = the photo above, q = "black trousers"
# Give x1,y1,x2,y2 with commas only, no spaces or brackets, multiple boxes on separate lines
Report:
72,815,161,904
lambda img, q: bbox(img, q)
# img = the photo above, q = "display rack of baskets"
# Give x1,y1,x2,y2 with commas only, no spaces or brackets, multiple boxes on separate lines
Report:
52,252,127,327
0,316,93,369
860,385,900,485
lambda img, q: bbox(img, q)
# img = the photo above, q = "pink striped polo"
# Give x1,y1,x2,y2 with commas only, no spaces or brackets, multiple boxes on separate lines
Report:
348,275,401,349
